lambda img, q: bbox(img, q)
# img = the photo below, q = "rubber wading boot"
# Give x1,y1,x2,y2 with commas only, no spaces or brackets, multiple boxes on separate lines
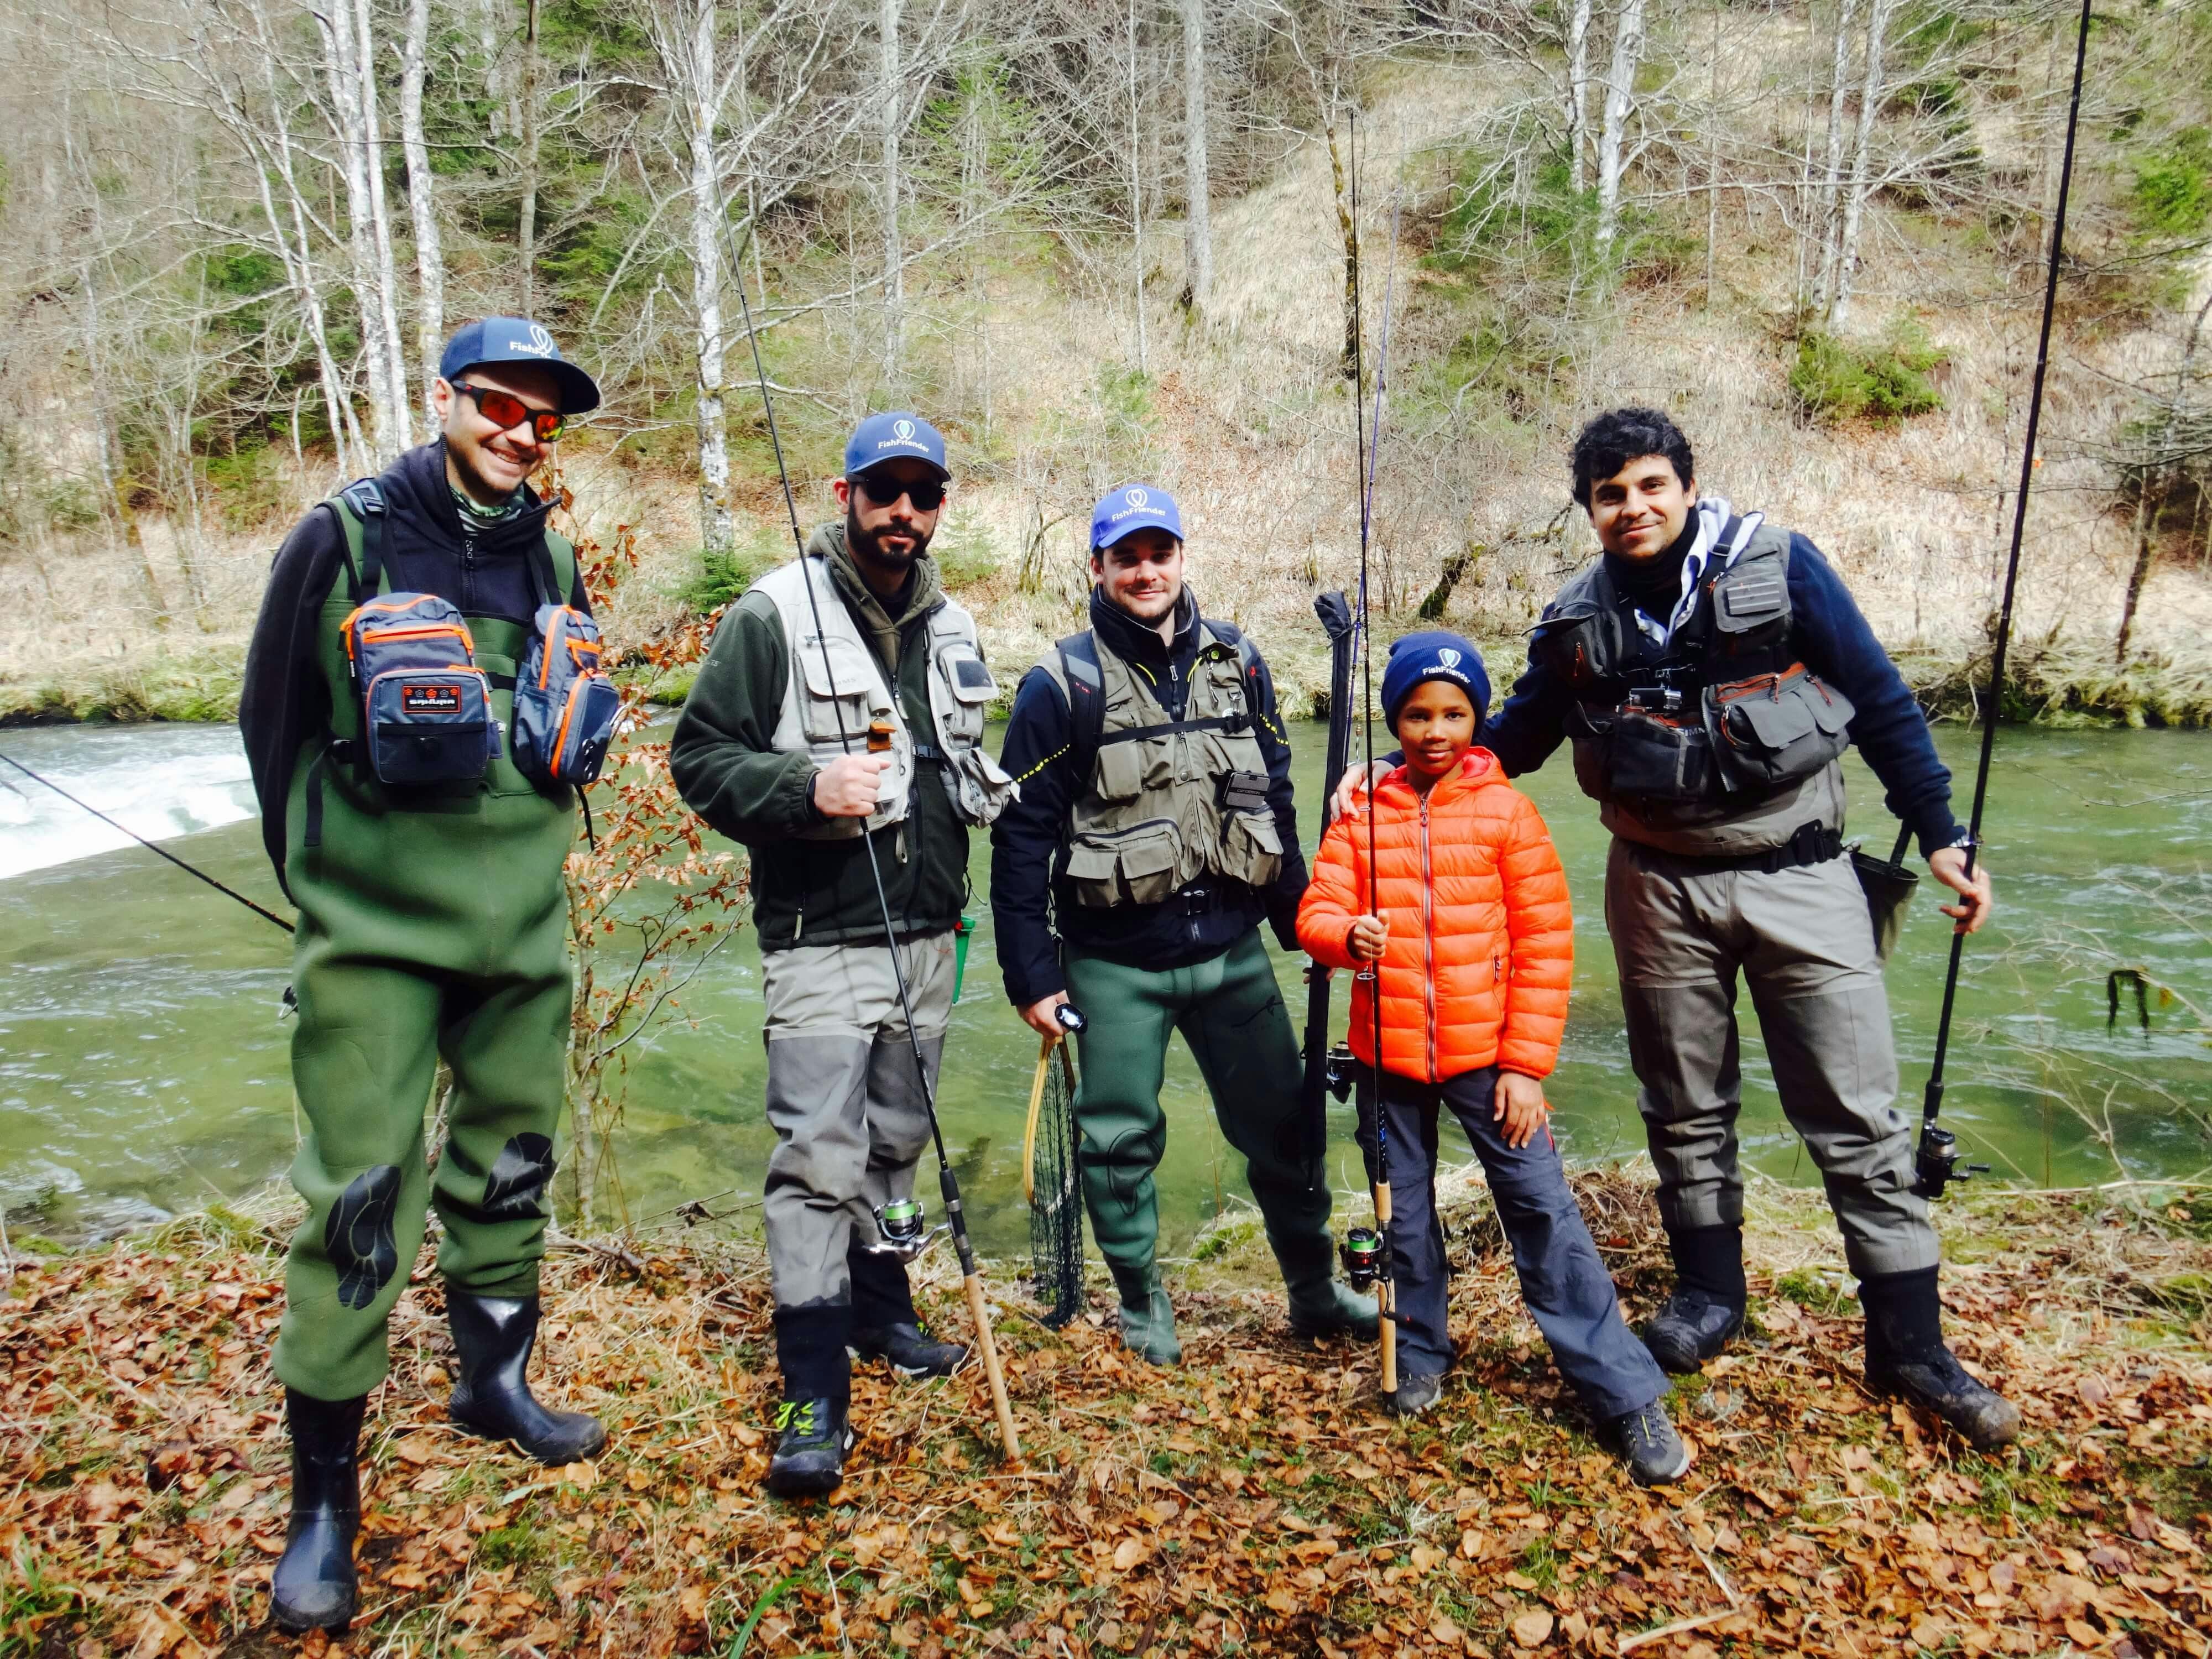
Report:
766,1397,856,1499
1276,1232,1381,1340
851,1322,967,1379
1640,1223,1747,1375
271,1390,365,1635
446,1290,608,1464
1110,1265,1182,1366
1601,1400,1692,1488
1860,1267,2020,1451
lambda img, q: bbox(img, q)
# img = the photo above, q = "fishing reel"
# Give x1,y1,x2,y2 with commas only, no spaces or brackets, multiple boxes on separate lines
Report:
1911,1126,1989,1201
1323,1042,1357,1104
865,1196,947,1262
1340,1226,1384,1292
1055,1003,1088,1035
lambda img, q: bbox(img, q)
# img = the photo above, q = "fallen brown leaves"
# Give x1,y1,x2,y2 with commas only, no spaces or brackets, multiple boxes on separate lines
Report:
3,1176,2211,1658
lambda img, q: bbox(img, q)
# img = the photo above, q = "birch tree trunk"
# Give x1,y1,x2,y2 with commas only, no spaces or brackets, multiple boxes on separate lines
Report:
1813,0,1861,315
1180,0,1211,315
880,0,902,380
1566,0,1592,194
354,0,410,441
1594,0,1646,258
682,0,734,555
520,0,541,315
1128,0,1146,373
1328,123,1358,381
402,0,445,434
321,0,409,462
1826,0,1895,331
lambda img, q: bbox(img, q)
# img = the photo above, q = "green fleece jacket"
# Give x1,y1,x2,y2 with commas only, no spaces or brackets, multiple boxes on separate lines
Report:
669,522,971,951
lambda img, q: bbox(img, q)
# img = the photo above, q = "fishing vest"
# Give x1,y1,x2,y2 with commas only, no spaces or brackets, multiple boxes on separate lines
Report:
753,554,1015,838
1529,518,1855,857
1034,620,1281,908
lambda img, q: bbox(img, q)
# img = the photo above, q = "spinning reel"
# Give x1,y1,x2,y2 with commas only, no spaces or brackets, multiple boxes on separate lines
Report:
866,1196,948,1262
1910,1125,1989,1202
1339,1226,1383,1292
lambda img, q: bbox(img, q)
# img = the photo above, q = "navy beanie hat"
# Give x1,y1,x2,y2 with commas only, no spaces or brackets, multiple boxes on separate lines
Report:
1381,630,1491,729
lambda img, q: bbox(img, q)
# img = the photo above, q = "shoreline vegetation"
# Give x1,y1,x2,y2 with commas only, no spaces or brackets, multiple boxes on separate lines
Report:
3,1166,2208,1657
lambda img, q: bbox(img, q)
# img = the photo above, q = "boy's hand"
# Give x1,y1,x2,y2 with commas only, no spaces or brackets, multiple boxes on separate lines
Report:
1347,912,1390,963
1494,1071,1551,1149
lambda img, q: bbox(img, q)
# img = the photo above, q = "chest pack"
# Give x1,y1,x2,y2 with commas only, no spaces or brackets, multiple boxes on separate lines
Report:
1531,519,1855,807
512,603,620,787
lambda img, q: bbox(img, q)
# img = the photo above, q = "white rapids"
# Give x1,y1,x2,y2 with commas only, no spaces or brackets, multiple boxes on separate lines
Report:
0,724,259,880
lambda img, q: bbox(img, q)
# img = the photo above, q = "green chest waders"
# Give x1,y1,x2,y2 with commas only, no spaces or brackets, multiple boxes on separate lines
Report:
273,493,584,1403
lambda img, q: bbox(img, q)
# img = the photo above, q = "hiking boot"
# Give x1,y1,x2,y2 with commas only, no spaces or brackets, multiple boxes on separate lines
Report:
1602,1400,1692,1487
446,1290,607,1465
1387,1371,1445,1417
766,1397,856,1499
1640,1287,1746,1375
1861,1267,2020,1451
1288,1280,1381,1341
1110,1266,1182,1366
1640,1222,1747,1374
271,1390,364,1635
851,1322,967,1379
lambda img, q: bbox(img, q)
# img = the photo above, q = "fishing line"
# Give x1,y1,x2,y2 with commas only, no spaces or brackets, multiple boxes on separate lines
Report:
712,200,1021,1457
0,750,294,933
1914,0,2095,1199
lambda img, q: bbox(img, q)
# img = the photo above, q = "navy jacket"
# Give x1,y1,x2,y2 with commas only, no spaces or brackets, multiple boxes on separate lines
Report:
990,588,1307,1009
1486,530,1964,854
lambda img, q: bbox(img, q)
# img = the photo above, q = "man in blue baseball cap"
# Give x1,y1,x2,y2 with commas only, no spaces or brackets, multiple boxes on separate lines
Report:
237,315,604,1632
988,483,1378,1367
672,412,1016,1498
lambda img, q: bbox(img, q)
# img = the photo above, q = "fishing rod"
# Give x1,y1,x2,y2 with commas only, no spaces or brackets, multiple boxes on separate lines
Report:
1914,0,2095,1202
713,206,1021,1459
0,750,294,934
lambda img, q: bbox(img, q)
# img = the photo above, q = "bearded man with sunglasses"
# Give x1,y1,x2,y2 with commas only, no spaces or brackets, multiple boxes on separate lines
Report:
671,413,1016,1498
239,319,607,1635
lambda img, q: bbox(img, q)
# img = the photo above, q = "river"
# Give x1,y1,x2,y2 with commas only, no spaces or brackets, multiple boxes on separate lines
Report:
3,718,2209,1256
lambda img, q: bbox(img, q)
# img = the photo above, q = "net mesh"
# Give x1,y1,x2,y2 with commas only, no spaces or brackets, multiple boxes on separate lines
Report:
1027,1039,1085,1328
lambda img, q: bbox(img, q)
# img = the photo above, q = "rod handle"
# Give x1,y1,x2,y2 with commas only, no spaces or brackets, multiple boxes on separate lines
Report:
964,1271,1021,1463
1372,1182,1396,1394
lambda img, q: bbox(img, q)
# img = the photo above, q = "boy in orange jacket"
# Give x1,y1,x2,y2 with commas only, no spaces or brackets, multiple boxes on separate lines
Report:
1298,632,1687,1483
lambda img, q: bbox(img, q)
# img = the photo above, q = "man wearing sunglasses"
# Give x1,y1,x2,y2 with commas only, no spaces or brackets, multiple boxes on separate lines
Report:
240,318,604,1634
671,413,1016,1498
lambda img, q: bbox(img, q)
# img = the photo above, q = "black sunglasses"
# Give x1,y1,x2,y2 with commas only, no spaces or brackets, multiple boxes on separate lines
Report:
852,470,946,513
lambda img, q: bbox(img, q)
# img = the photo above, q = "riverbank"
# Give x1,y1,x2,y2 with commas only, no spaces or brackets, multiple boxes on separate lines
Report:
5,1169,2208,1658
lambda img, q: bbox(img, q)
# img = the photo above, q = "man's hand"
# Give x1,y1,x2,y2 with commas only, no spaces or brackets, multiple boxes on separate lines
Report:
1328,758,1391,823
1021,992,1072,1039
1347,912,1390,963
1927,844,1994,935
812,753,893,817
1494,1071,1551,1150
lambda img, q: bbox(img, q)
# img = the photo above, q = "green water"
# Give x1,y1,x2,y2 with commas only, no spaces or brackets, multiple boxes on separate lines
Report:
5,721,2210,1255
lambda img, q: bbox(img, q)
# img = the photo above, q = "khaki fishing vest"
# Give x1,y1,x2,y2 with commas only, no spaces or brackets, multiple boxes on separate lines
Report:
754,554,1015,838
1035,622,1282,907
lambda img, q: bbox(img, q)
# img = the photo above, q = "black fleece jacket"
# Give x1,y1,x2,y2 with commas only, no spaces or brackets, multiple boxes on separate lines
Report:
238,441,587,894
989,587,1306,1009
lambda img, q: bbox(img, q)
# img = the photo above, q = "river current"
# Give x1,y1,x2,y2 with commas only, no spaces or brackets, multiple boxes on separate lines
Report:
3,719,2208,1252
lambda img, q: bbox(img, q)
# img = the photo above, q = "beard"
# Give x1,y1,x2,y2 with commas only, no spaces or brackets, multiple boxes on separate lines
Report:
846,503,933,575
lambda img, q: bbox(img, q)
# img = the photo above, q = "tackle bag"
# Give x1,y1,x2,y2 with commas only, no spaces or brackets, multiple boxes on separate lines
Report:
342,593,500,786
512,603,619,786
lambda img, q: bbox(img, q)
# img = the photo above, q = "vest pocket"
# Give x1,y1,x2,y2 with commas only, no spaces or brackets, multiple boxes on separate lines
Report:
1606,706,1714,800
1091,739,1147,804
1066,817,1183,907
796,635,888,744
1708,665,1854,795
1218,810,1282,890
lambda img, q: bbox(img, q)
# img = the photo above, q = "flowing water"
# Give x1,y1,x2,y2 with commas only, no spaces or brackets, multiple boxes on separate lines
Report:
4,718,2210,1257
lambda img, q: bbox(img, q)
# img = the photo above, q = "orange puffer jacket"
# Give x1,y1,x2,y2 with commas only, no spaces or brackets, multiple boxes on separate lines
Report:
1296,748,1573,1083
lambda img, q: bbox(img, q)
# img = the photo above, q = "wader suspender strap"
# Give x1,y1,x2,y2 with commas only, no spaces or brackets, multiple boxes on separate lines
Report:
306,482,388,848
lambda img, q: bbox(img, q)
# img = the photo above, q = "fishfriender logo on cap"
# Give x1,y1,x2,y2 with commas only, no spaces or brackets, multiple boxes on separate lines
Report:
505,323,557,358
1125,486,1150,509
1438,648,1462,668
894,418,916,442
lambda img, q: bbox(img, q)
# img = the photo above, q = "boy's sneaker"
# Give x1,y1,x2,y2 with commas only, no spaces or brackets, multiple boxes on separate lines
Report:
1603,1401,1691,1486
1387,1371,1445,1417
851,1322,967,1379
765,1397,855,1499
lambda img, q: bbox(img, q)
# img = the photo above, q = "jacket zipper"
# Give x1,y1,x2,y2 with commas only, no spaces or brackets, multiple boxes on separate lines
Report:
1419,795,1438,1082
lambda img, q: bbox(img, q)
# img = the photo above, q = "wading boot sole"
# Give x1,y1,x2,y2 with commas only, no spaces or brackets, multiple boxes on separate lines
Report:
1640,1289,1745,1375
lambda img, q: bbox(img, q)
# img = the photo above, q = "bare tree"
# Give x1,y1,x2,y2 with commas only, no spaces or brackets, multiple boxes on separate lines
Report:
1564,0,1592,194
317,0,411,460
519,0,541,315
399,0,443,437
1180,0,1211,315
1593,0,1646,258
881,0,904,379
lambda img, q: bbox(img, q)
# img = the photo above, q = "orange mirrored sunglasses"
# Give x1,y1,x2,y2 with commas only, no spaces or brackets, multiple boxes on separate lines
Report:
454,382,565,444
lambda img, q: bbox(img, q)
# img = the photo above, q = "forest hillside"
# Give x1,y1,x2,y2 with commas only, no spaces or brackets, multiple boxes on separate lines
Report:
0,0,2208,725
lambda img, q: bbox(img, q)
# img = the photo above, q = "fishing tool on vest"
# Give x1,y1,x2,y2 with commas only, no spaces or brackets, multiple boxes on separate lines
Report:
1913,0,2093,1202
1348,114,1407,1395
1300,591,1360,1176
0,751,296,935
721,204,1022,1459
1024,1002,1087,1329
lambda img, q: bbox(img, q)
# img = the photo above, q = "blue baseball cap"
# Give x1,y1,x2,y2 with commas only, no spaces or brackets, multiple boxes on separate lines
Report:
1090,483,1183,551
439,317,600,414
1381,630,1491,728
844,413,950,481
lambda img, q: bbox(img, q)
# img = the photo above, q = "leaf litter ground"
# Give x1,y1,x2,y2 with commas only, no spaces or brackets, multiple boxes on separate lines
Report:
6,1167,2211,1658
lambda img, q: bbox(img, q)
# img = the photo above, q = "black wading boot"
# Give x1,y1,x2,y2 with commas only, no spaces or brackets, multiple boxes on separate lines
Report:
271,1390,365,1635
446,1289,607,1464
767,1397,856,1499
847,1240,966,1378
1640,1223,1747,1375
1860,1267,2021,1451
851,1322,967,1378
